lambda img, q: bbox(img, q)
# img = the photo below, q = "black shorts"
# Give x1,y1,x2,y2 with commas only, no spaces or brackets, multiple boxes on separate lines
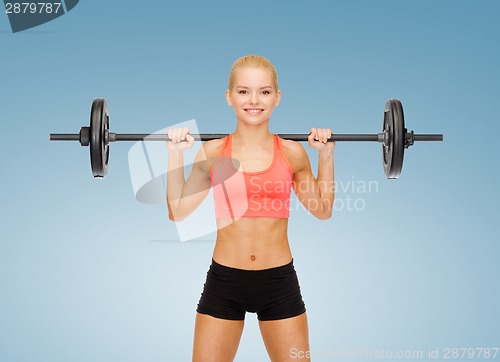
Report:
196,258,306,321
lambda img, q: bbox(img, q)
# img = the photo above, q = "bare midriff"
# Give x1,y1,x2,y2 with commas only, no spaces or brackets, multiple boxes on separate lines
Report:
213,217,292,270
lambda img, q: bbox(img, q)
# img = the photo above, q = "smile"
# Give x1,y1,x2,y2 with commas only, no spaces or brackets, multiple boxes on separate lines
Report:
244,108,264,115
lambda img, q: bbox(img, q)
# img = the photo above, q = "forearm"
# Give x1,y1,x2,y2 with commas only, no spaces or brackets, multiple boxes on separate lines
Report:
166,151,186,214
316,150,335,217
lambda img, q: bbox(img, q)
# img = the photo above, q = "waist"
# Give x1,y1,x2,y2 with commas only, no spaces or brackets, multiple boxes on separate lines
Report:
213,221,292,270
210,257,295,274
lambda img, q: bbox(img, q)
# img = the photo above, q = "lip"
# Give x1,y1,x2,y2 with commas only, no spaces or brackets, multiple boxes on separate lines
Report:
244,108,264,115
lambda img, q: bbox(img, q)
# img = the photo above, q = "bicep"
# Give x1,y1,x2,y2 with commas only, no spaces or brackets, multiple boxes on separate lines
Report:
292,151,316,200
291,144,321,211
182,161,211,200
175,147,212,217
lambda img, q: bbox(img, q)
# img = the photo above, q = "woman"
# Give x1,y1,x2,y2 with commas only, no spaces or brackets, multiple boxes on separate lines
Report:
166,54,334,362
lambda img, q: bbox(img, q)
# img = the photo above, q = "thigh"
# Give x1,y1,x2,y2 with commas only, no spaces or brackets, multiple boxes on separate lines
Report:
192,313,245,362
258,312,310,362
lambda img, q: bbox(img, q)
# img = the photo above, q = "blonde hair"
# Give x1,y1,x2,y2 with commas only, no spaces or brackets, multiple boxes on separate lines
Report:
228,54,279,91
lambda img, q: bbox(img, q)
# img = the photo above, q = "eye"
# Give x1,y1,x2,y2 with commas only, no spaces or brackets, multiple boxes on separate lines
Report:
238,90,248,94
261,90,271,95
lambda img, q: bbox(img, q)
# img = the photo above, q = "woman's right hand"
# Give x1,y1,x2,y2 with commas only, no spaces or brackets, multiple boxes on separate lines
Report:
166,127,195,153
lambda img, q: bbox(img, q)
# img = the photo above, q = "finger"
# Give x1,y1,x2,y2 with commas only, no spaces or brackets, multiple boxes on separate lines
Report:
171,129,179,143
320,128,329,143
314,128,320,141
316,128,324,143
174,128,182,143
181,127,190,141
308,128,317,142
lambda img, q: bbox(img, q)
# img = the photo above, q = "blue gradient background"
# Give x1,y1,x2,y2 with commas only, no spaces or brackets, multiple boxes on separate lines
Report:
1,1,499,361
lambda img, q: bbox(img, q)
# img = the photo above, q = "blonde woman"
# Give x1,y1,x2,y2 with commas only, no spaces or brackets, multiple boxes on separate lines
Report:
166,54,335,361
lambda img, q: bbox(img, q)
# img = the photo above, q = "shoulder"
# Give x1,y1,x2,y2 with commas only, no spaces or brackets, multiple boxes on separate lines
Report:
202,137,225,157
278,137,310,173
279,137,304,155
195,137,226,173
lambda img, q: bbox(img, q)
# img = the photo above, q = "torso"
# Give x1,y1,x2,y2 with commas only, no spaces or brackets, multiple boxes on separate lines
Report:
213,217,291,270
204,135,300,270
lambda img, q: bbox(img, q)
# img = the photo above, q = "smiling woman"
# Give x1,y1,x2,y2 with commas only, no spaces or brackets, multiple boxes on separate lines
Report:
165,54,335,362
225,57,282,128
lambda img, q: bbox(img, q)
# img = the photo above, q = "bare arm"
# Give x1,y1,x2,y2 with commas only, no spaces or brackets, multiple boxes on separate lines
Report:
166,128,212,221
287,128,335,219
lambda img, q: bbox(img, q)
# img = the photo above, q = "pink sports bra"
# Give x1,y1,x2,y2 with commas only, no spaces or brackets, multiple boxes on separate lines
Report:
210,134,293,219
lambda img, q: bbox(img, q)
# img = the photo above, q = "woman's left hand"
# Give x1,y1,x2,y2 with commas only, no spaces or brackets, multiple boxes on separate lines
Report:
308,128,335,153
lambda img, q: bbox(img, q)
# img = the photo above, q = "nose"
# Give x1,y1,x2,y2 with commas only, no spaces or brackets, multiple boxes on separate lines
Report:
250,92,259,105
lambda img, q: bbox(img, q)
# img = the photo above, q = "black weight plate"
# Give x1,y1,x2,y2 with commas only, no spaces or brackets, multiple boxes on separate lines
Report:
382,99,405,179
90,98,109,177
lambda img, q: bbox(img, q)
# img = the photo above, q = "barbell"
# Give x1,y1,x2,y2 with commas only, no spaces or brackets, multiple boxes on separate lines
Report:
49,98,443,179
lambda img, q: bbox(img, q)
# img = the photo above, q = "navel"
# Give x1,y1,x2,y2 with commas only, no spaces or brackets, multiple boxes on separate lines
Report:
250,255,256,262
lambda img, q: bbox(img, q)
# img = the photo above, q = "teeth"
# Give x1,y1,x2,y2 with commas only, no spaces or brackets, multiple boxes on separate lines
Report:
247,109,262,114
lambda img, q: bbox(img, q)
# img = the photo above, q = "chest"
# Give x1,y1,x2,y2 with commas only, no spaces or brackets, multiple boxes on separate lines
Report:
230,146,274,173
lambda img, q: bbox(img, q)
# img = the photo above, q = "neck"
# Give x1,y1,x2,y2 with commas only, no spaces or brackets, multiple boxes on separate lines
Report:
233,121,273,145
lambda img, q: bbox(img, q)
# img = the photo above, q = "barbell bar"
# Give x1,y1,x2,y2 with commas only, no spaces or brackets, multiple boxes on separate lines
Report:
49,98,443,179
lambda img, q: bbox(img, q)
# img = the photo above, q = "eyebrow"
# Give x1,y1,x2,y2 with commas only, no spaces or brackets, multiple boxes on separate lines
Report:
236,86,273,90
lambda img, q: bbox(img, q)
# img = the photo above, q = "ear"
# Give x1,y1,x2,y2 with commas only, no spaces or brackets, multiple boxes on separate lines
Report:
226,90,233,106
275,90,282,106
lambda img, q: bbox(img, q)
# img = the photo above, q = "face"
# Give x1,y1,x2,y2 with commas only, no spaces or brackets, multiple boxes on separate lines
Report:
226,66,281,126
